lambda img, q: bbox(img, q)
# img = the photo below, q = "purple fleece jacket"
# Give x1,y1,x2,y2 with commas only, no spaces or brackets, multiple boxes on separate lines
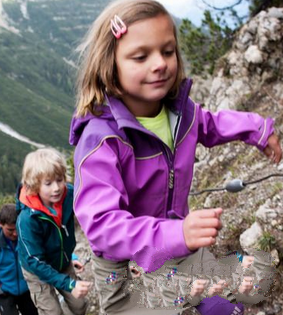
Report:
69,78,274,273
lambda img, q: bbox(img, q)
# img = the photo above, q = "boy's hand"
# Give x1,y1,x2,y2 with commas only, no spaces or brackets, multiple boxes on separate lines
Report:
72,260,84,273
183,208,222,251
263,133,282,164
71,280,92,298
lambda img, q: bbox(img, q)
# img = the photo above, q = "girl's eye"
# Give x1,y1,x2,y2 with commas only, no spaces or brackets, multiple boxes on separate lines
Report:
45,182,51,186
133,55,146,61
164,50,174,56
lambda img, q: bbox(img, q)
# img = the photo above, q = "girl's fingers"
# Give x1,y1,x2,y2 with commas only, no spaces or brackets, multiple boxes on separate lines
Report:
194,228,219,238
194,237,217,248
193,218,221,229
196,208,222,219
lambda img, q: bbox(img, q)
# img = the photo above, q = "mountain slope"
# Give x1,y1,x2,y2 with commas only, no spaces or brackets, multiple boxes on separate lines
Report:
0,0,110,194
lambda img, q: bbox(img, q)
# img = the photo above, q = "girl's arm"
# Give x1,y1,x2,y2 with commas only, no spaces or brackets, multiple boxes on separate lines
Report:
197,106,277,153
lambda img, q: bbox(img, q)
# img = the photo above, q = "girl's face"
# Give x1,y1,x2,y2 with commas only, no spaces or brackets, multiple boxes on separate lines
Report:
115,14,178,117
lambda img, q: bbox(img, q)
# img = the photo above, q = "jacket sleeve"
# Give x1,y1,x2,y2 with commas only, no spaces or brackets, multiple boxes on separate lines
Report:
74,138,190,272
197,106,274,150
16,213,76,292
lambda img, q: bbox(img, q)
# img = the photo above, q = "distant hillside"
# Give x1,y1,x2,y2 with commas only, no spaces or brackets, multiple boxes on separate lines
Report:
0,0,110,194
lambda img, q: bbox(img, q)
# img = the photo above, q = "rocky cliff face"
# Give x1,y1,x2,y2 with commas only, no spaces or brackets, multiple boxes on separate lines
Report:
206,7,283,112
190,7,283,315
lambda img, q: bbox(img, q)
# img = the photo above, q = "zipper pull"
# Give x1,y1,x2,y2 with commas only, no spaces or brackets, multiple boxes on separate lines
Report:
169,169,174,189
62,225,69,237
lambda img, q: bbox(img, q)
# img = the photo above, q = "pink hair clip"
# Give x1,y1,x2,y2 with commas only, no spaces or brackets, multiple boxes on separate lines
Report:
110,15,127,39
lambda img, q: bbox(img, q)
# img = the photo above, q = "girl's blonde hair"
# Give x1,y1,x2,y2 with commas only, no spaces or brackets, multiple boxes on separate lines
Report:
76,0,185,117
21,148,68,194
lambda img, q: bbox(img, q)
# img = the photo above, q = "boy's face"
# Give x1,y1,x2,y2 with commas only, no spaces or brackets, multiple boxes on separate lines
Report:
39,175,65,207
115,14,178,117
0,223,17,241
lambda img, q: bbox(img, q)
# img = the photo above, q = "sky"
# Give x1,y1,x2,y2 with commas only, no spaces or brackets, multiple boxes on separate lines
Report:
157,0,250,27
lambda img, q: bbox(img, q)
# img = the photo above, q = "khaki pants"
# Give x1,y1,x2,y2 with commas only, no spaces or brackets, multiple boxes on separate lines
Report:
92,254,182,315
22,264,88,315
92,248,230,315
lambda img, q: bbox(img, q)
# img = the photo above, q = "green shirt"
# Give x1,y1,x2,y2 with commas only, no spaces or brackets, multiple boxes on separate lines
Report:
136,106,173,151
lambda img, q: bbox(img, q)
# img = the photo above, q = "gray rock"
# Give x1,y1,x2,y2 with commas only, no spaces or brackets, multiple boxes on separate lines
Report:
256,206,278,224
244,45,263,64
267,7,283,19
240,222,263,249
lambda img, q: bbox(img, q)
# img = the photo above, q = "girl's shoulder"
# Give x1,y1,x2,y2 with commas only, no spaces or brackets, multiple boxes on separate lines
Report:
71,107,127,147
73,112,129,161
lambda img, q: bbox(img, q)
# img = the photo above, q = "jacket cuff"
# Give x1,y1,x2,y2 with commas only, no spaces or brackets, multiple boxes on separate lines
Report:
68,279,76,292
164,219,191,258
256,117,274,151
132,219,191,273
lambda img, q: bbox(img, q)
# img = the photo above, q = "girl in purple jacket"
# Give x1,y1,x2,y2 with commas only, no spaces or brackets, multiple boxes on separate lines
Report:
69,0,281,314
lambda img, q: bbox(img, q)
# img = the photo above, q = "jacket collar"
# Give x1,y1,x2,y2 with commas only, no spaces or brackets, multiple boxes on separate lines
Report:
19,185,66,227
106,78,193,131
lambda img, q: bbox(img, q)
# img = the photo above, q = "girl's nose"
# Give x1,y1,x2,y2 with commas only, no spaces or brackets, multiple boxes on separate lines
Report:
151,54,167,72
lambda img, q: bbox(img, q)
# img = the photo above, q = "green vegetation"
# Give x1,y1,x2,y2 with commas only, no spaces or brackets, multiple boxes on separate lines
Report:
258,231,276,252
0,131,32,194
0,68,71,147
179,10,236,75
0,195,15,208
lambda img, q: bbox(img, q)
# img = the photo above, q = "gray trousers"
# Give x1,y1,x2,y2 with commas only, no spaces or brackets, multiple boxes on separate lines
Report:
22,264,88,315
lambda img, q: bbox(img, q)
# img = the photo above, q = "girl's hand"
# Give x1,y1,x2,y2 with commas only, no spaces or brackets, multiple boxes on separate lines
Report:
241,256,254,268
72,260,84,273
207,280,226,297
263,133,282,164
238,277,254,295
190,279,209,297
183,208,222,251
71,280,92,298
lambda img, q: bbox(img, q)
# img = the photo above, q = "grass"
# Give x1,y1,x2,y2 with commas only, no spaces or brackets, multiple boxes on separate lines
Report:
258,231,276,252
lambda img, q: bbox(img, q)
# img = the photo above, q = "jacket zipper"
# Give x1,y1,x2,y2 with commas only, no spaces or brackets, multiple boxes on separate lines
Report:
62,225,69,237
165,113,183,214
163,145,174,214
38,216,64,271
